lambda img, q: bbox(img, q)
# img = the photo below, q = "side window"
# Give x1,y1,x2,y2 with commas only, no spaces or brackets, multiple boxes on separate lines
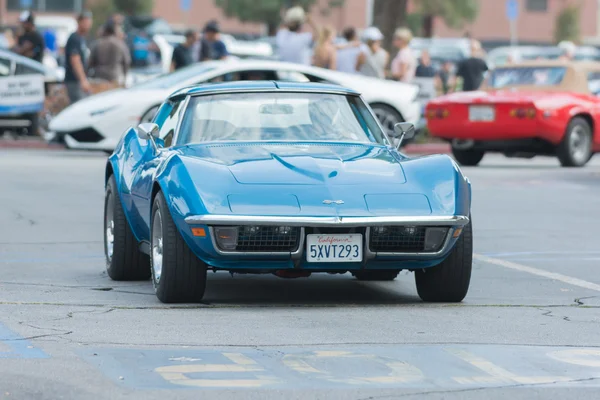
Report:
587,72,600,96
277,70,310,82
15,63,41,76
158,100,183,147
303,72,335,84
0,57,12,76
206,69,278,83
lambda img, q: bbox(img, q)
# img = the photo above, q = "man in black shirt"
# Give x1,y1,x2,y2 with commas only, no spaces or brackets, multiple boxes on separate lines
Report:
415,50,436,78
64,11,93,104
455,40,488,91
15,11,45,63
171,30,198,71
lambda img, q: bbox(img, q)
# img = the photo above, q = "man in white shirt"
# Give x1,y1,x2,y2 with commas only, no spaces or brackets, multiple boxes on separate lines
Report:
275,6,317,65
336,27,362,74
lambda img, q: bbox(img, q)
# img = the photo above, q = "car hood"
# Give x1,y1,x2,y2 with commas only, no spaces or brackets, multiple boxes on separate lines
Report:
49,88,166,130
174,143,431,217
181,143,406,185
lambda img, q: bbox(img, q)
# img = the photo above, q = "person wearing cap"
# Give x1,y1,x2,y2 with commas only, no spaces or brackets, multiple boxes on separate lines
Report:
172,29,198,71
15,11,45,63
355,27,388,79
390,27,417,83
200,21,228,61
88,20,131,86
64,11,93,104
275,6,317,65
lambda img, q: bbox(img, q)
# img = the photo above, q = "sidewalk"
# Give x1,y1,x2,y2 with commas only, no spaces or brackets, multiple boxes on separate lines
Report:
0,138,451,155
0,137,65,150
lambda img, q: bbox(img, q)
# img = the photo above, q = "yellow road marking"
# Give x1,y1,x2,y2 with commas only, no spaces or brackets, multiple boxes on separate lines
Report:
222,352,258,365
447,348,571,384
155,352,279,388
546,349,600,367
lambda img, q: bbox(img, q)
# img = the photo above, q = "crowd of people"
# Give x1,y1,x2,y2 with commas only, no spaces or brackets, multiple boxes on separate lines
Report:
274,6,490,94
5,10,232,107
5,5,491,114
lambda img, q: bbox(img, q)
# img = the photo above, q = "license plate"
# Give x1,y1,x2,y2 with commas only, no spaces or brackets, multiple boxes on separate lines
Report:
306,234,363,263
469,105,495,121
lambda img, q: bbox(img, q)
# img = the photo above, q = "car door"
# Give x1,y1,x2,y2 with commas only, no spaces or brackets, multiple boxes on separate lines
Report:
130,97,185,237
586,70,600,142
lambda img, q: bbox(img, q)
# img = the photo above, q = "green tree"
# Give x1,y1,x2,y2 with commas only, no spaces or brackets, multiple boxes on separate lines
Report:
416,0,479,37
113,0,154,15
214,0,343,35
372,0,409,53
87,0,116,36
554,4,580,44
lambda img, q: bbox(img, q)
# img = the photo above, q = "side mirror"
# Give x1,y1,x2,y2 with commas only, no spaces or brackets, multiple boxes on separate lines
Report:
137,122,159,140
391,122,415,149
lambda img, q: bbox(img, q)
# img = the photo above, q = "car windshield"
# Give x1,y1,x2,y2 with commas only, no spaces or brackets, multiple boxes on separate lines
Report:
487,66,567,88
177,92,386,145
131,64,216,90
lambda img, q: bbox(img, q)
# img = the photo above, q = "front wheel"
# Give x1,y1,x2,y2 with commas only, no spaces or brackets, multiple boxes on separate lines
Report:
104,175,150,281
451,148,485,166
557,117,593,167
415,218,473,302
151,191,207,303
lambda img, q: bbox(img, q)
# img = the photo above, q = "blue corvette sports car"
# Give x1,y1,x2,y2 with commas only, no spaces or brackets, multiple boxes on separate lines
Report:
104,81,473,304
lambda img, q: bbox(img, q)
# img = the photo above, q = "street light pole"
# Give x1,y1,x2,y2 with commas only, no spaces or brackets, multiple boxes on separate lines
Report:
366,0,374,27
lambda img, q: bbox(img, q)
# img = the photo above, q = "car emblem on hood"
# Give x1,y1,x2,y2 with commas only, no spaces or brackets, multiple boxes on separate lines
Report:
323,200,344,205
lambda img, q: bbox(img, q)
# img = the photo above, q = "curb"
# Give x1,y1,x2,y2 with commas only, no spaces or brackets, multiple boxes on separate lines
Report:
0,139,65,150
402,143,450,155
0,140,451,154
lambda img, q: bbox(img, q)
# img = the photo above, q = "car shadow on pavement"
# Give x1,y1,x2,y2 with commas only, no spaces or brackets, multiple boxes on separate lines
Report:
201,272,422,306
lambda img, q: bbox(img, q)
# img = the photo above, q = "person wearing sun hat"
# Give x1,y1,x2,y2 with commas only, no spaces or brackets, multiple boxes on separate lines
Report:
355,26,388,79
275,6,318,65
15,11,45,63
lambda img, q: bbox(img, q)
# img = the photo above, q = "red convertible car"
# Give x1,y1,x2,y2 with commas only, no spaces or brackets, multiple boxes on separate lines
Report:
425,60,600,167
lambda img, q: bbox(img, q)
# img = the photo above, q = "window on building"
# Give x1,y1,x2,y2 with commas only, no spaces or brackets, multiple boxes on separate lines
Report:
7,0,41,10
8,0,82,12
526,0,547,12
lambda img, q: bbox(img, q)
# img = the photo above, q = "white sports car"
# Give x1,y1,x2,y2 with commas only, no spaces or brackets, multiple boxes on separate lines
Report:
48,59,421,152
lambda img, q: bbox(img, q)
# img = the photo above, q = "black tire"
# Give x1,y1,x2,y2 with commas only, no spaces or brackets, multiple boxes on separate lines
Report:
557,117,593,167
451,148,485,166
151,191,207,303
104,175,150,281
371,104,410,145
415,218,473,302
26,113,40,137
354,270,400,281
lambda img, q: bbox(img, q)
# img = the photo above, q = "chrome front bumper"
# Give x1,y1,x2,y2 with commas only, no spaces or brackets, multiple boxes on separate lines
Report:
185,215,469,259
184,215,469,227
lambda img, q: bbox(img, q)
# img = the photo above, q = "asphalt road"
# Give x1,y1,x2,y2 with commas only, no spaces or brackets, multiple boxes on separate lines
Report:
1,149,600,400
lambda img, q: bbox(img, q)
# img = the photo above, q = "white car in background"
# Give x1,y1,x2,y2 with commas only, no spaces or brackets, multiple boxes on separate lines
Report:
48,59,421,152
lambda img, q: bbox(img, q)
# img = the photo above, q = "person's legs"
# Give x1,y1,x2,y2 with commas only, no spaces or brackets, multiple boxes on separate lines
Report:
65,82,84,104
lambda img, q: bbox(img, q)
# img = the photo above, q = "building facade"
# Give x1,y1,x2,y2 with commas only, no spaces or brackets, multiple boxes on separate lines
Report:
0,0,596,45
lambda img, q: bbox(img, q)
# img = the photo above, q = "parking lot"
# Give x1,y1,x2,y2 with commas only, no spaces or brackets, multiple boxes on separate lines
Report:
1,149,600,399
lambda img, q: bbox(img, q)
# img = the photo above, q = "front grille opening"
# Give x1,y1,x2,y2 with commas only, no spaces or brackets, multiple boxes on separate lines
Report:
369,226,438,253
305,227,366,235
235,226,301,252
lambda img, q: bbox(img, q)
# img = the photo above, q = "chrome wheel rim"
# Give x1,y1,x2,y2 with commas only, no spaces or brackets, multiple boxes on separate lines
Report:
570,125,591,164
105,193,114,261
151,209,163,284
373,107,401,137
